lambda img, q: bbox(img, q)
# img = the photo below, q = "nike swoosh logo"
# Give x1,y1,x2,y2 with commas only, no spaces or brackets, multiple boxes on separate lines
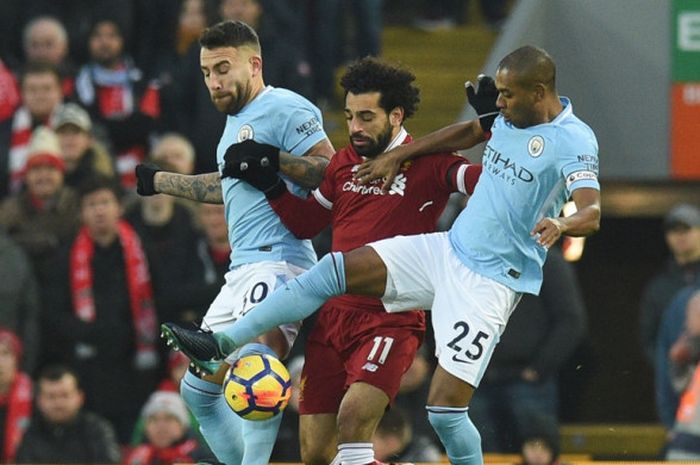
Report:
419,201,434,212
452,354,474,364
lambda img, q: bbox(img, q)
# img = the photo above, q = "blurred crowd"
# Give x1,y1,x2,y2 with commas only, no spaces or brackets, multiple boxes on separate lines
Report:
10,0,688,464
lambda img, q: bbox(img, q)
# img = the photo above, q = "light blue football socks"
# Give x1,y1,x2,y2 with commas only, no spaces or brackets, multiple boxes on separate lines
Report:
237,343,285,465
220,252,347,348
181,370,244,465
181,342,286,465
427,406,483,465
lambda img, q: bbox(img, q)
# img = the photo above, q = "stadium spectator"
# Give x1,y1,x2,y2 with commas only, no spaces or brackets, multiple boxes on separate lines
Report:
135,19,333,465
42,176,159,443
75,18,162,189
372,406,442,463
656,287,700,430
308,0,383,106
125,181,209,327
5,61,64,194
191,203,232,315
19,1,136,67
0,126,80,282
640,203,700,366
414,0,510,31
151,133,196,175
130,350,203,446
22,16,76,97
53,102,116,189
15,364,121,464
0,229,41,374
0,58,20,123
518,419,561,465
665,290,700,459
125,391,215,465
469,245,587,452
0,327,32,463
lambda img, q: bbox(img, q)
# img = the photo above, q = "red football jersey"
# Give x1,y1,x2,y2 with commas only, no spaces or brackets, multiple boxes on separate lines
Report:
270,131,478,313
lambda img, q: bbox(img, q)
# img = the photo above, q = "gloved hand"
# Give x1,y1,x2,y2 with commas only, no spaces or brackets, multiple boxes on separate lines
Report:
465,74,499,133
222,140,286,198
135,163,162,196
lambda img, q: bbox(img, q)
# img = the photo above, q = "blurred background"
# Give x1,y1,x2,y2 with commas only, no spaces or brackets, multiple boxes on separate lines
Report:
0,0,699,462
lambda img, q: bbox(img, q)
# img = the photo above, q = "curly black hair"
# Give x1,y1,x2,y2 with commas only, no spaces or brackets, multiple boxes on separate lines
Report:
199,20,260,51
340,57,420,120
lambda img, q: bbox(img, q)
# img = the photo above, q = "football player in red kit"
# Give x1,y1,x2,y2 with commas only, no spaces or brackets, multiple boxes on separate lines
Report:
194,57,481,465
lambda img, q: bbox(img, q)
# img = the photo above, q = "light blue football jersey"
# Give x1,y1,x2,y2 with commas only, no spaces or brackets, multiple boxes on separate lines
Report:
449,97,599,295
216,86,327,269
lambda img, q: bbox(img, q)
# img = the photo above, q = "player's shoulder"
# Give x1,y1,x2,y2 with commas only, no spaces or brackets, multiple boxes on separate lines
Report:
262,86,318,110
330,145,362,173
552,97,598,151
412,151,467,169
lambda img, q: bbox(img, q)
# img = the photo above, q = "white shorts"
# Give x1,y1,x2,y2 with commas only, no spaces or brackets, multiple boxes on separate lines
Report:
369,232,521,387
202,261,307,361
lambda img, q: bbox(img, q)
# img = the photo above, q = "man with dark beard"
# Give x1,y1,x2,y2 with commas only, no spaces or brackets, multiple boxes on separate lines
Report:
134,20,334,465
168,57,483,465
75,18,162,189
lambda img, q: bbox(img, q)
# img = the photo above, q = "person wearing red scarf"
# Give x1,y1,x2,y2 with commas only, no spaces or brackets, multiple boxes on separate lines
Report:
0,328,32,463
43,176,159,443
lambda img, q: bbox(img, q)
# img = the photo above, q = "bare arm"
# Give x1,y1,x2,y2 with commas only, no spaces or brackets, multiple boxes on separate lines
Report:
531,187,601,249
153,171,223,204
355,120,485,190
279,138,335,189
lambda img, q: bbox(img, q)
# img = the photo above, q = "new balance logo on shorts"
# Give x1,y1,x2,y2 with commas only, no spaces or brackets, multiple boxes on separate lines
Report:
362,362,379,372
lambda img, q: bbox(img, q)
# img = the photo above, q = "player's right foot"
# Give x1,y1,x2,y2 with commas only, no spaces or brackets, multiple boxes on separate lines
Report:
160,323,225,375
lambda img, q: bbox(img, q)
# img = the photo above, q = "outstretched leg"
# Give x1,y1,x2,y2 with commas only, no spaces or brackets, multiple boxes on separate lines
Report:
208,247,387,354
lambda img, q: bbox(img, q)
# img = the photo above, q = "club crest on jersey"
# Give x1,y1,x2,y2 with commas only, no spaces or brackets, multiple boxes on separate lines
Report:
237,124,254,142
527,136,544,158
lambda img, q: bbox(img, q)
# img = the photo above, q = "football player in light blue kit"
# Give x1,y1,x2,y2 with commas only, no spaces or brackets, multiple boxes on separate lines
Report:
135,20,334,465
164,45,601,465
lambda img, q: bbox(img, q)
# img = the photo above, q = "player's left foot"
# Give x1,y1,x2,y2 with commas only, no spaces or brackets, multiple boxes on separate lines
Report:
161,323,225,375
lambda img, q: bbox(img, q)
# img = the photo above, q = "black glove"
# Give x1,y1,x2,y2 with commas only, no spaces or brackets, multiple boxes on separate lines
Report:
465,74,499,133
135,163,162,196
222,140,286,198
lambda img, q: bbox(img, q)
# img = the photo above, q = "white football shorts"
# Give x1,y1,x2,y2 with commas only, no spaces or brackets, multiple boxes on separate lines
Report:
368,232,521,387
202,260,307,361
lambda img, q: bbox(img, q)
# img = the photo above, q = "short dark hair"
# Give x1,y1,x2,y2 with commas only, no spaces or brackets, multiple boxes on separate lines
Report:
89,17,124,40
199,20,260,51
340,57,420,120
21,61,61,87
77,174,122,202
38,364,81,390
498,45,556,90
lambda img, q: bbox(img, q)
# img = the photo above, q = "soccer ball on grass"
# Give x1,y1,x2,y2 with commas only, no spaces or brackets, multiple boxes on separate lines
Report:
223,354,292,421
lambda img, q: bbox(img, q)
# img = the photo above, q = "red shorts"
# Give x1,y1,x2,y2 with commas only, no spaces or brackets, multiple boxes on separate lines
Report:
298,299,425,415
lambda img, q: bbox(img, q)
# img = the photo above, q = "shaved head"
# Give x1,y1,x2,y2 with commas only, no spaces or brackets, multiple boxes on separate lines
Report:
498,45,556,91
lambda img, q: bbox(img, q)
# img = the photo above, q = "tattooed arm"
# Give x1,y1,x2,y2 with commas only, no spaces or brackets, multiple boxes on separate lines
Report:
153,172,223,204
279,138,335,190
